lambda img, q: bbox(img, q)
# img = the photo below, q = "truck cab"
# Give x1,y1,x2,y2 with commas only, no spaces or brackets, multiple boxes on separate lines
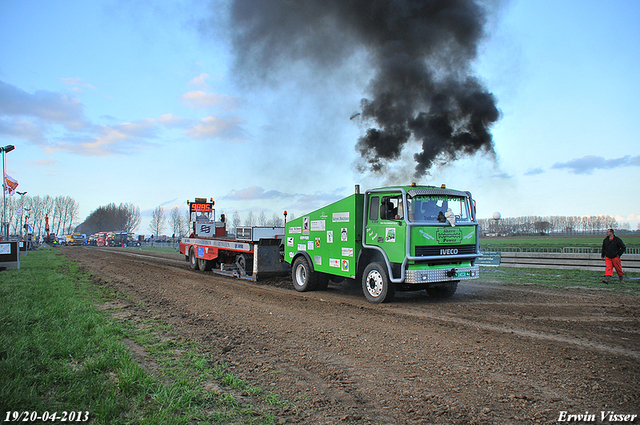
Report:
360,185,480,302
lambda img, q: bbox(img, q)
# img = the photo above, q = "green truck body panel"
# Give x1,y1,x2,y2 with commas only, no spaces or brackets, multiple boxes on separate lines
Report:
285,185,481,286
285,193,364,279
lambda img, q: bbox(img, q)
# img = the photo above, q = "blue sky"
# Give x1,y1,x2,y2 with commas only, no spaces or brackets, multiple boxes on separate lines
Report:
1,0,639,235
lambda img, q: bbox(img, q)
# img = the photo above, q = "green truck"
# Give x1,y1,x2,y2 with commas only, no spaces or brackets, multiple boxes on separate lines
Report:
284,184,481,303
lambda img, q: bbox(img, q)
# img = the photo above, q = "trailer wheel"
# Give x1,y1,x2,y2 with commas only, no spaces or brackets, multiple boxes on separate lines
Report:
198,258,213,271
426,281,458,298
189,248,199,270
235,254,251,276
362,262,395,303
292,256,318,292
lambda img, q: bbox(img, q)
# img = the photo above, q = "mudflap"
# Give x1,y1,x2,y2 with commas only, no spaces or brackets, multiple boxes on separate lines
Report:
254,239,290,281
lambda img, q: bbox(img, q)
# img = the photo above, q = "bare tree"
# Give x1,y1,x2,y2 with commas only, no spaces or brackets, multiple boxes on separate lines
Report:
245,211,255,226
123,203,141,233
181,210,191,236
64,197,80,235
269,212,284,227
258,211,267,225
52,196,65,235
43,196,79,236
232,211,241,235
169,206,182,238
6,195,18,234
148,206,166,238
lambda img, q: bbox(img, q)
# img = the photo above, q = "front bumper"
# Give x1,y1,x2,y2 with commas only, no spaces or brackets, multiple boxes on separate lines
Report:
405,265,480,284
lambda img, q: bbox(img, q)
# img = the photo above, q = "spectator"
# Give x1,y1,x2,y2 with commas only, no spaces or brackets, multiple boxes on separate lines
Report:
601,228,626,284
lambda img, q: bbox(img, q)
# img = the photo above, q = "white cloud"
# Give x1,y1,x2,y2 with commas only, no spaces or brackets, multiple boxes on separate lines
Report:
524,167,544,176
0,82,194,155
492,173,513,179
60,77,96,90
157,113,186,127
223,185,289,200
188,73,210,88
0,118,47,145
27,157,57,167
551,155,640,174
180,90,241,111
185,116,247,143
0,80,89,130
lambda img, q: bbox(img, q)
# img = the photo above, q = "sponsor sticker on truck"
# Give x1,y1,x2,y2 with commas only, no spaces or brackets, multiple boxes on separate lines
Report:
332,212,350,222
436,227,462,244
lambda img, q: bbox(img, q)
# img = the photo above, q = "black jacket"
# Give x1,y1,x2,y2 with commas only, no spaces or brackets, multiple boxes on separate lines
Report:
601,236,626,259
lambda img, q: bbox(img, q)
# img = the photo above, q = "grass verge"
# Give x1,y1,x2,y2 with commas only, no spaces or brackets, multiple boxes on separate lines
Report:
0,249,289,424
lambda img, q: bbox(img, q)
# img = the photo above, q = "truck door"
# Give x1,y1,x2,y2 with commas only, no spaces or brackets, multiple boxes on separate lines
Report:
365,192,406,265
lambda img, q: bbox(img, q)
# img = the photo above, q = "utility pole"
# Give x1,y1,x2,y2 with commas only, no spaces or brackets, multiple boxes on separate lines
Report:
1,144,16,240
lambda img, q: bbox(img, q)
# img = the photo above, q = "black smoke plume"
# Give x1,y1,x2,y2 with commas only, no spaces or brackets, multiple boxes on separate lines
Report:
224,0,500,178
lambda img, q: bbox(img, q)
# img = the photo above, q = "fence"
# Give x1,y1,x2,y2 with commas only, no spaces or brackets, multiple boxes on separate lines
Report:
479,251,640,272
139,240,181,250
482,246,640,254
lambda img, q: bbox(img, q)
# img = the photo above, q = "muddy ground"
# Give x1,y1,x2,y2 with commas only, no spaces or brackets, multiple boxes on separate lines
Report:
60,246,639,424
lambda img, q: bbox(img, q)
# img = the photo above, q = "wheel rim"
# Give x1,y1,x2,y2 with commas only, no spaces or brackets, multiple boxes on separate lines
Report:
190,250,196,265
366,270,384,297
295,264,306,286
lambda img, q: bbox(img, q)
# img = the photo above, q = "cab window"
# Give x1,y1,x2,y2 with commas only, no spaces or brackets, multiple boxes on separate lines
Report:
380,195,403,220
369,196,379,221
408,195,470,222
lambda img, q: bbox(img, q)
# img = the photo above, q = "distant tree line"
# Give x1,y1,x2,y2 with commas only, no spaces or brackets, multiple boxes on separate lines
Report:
479,215,633,236
3,193,295,240
77,203,141,235
4,194,79,238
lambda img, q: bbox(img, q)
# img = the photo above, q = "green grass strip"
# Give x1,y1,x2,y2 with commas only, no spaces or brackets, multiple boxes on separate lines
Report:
0,249,287,424
480,266,640,292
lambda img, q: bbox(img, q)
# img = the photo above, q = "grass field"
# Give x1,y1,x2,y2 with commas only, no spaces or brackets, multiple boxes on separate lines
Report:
479,266,639,292
0,249,286,425
478,234,640,291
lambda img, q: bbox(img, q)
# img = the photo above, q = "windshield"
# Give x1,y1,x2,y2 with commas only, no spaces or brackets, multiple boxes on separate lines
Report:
407,195,470,223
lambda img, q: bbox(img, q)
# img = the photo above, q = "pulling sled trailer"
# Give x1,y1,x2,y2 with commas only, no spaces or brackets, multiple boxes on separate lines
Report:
179,198,290,281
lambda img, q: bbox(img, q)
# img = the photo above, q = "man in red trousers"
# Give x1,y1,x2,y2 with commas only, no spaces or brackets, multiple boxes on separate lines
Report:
601,228,626,284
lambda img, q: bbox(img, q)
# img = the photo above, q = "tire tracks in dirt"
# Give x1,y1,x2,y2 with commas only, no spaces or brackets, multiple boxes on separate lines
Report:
61,247,640,424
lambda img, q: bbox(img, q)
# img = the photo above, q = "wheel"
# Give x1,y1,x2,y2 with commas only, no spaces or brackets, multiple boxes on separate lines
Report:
426,281,458,298
189,248,199,270
235,254,251,276
362,262,395,303
292,256,319,291
198,258,213,271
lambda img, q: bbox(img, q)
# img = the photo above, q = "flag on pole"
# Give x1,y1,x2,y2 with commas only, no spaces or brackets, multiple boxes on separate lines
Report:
4,174,18,195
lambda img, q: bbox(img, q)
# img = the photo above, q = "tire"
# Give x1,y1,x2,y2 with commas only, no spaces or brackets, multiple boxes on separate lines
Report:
362,262,395,303
189,248,199,270
292,256,318,292
235,254,251,276
198,258,213,271
426,281,458,298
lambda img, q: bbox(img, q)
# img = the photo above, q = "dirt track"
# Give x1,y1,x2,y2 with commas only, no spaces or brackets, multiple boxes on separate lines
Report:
60,246,640,424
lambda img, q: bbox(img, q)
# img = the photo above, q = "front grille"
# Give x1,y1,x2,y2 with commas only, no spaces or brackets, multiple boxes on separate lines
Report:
415,245,476,256
405,265,480,283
